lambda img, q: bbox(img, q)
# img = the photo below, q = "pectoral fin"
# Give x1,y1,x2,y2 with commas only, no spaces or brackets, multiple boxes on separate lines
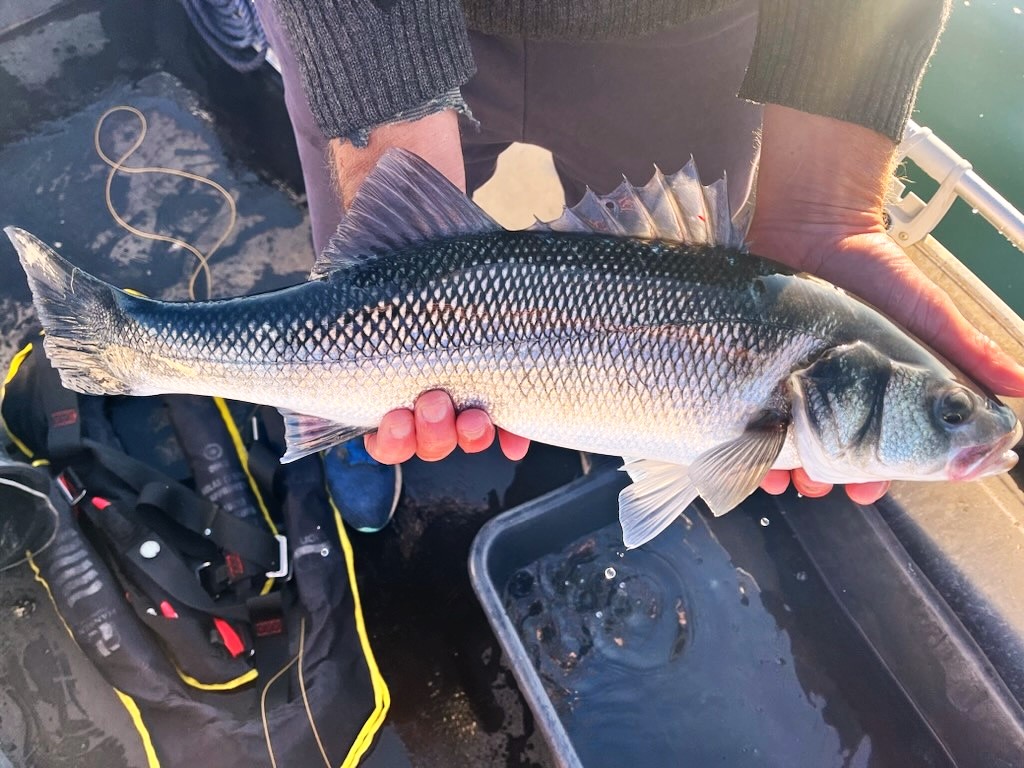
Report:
279,409,369,463
617,458,699,549
689,422,788,517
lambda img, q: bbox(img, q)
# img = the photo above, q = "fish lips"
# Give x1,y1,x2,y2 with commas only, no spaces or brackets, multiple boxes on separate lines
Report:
949,421,1023,481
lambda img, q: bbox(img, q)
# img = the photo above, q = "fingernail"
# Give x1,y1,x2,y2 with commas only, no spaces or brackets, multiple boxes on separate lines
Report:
460,413,487,440
420,393,449,424
798,480,831,497
388,418,412,440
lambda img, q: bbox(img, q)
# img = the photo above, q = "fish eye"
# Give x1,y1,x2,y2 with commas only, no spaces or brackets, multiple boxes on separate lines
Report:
936,388,974,426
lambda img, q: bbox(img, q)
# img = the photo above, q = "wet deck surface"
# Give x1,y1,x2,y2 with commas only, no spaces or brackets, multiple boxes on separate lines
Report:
3,2,1024,767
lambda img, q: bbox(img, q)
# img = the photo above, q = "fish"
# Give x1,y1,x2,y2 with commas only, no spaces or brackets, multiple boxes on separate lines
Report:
7,149,1021,548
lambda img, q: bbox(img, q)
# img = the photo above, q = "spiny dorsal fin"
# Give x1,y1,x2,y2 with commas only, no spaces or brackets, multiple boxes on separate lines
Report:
533,157,749,248
311,149,501,278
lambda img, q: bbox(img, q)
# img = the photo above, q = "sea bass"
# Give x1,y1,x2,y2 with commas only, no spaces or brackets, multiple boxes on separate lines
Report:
7,150,1021,548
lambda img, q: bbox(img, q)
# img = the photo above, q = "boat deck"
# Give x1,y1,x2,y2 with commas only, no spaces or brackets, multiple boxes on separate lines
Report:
2,2,1024,766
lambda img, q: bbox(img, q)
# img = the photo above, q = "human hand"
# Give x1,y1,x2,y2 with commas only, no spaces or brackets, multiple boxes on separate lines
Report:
751,106,1024,504
364,390,531,464
336,113,531,464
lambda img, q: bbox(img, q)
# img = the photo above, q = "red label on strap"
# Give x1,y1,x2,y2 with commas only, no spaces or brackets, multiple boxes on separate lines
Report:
91,497,111,510
254,618,284,638
213,617,246,658
225,552,245,580
50,408,78,428
159,600,179,619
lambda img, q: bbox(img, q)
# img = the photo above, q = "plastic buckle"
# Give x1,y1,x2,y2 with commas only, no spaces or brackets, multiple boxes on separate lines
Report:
265,535,289,579
55,468,86,506
195,560,236,598
194,560,221,595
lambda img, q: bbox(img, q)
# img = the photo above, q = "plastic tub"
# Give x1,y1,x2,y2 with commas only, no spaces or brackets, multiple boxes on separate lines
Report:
470,465,1024,768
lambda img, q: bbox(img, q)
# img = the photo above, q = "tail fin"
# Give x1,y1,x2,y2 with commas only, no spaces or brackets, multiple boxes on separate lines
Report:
5,227,133,396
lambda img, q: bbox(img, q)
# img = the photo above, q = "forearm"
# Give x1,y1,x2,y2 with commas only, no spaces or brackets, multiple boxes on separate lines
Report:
751,104,895,253
741,0,951,141
271,0,475,143
329,109,465,208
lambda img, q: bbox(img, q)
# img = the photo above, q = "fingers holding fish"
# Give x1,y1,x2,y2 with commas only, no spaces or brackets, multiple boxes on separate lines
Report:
760,469,889,506
365,392,529,464
497,429,530,462
365,410,417,464
790,468,832,499
456,409,496,454
412,390,459,461
759,469,791,496
843,480,891,506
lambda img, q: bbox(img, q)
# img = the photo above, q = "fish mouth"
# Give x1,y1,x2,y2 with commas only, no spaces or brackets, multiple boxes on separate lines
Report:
950,421,1023,481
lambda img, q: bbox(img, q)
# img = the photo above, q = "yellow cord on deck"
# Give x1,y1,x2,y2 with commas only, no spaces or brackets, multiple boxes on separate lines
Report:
93,105,237,300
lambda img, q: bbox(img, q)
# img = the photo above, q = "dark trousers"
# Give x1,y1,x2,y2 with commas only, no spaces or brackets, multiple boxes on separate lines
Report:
255,1,762,256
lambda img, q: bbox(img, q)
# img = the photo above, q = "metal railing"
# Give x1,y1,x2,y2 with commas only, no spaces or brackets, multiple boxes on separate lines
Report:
889,119,1024,252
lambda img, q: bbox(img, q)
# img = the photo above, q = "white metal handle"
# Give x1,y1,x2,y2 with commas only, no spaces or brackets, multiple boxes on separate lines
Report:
890,120,1024,252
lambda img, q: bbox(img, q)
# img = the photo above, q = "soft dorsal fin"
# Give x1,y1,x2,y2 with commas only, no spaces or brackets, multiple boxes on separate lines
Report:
532,157,749,248
311,149,501,278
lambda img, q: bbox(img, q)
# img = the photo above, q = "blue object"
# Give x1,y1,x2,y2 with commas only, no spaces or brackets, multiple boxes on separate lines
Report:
323,439,401,533
180,0,269,73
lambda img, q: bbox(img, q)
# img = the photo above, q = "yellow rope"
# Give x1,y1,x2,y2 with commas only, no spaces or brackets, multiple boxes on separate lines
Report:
260,646,300,768
260,617,332,768
93,105,237,300
296,617,332,767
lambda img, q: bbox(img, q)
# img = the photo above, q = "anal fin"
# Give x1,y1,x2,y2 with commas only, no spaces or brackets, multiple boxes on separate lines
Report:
279,409,369,463
617,458,699,549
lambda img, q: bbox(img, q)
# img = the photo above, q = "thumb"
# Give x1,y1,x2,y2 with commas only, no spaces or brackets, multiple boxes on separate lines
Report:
803,236,1024,398
859,257,1024,397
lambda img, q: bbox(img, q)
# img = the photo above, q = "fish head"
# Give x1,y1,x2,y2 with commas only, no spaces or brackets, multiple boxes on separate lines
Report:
789,341,1021,485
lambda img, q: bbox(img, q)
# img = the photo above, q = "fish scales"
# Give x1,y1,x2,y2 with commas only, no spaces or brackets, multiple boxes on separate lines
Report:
110,232,832,461
10,149,1019,547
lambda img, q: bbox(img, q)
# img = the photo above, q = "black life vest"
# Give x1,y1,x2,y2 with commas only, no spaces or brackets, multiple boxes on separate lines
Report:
1,333,390,768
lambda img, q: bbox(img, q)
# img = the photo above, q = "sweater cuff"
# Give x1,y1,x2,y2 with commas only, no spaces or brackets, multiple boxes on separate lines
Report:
272,0,476,140
342,87,474,146
738,0,950,142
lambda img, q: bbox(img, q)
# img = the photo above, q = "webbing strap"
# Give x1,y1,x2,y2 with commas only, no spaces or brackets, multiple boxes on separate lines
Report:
38,365,81,459
248,591,292,708
83,498,249,622
246,440,281,504
73,440,282,573
136,481,281,573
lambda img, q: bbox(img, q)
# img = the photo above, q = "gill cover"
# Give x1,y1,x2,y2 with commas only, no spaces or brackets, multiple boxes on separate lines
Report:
791,340,1022,485
789,341,893,484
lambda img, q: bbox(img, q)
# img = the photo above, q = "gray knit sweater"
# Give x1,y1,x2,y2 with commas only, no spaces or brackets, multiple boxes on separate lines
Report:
273,0,950,145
